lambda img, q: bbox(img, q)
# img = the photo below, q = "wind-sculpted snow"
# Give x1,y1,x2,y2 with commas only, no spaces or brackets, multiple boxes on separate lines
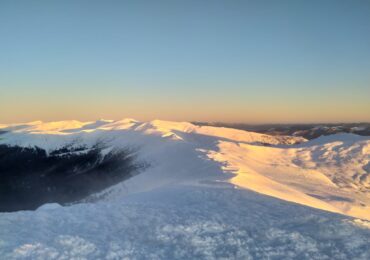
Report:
0,186,369,259
209,135,370,220
0,119,369,258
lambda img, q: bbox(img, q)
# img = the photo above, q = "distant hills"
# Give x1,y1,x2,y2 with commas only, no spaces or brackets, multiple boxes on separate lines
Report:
193,122,370,140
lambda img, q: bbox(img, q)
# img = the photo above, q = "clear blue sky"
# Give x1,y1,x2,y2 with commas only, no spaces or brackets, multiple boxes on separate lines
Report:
1,0,369,123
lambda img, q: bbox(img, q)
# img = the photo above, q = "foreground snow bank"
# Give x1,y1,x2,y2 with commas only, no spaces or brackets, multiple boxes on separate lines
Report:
0,185,369,259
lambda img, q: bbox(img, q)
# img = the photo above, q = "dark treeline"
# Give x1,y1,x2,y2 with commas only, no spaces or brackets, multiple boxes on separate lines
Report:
0,144,141,212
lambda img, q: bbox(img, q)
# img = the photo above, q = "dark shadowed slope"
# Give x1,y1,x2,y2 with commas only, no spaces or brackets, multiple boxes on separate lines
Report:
0,144,141,212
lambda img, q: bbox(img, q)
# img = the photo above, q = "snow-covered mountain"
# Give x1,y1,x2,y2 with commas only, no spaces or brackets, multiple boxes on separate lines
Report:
1,119,368,219
0,119,369,259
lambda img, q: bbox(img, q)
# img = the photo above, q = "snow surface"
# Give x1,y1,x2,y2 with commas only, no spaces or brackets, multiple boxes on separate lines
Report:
0,119,370,259
1,186,370,259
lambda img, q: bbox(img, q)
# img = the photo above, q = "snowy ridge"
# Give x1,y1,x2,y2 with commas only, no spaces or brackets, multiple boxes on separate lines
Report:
1,119,370,258
0,119,369,220
0,119,306,144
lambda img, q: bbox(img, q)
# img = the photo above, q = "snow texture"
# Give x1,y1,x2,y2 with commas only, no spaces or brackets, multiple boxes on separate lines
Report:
1,186,370,259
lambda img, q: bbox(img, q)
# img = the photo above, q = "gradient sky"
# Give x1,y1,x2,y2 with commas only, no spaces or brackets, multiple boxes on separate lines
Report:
1,0,370,123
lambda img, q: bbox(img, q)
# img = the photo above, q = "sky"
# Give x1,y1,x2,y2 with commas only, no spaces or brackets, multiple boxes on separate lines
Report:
1,0,370,124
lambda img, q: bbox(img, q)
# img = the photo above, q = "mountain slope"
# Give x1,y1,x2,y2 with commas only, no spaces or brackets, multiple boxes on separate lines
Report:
208,136,370,219
0,119,369,219
0,119,370,258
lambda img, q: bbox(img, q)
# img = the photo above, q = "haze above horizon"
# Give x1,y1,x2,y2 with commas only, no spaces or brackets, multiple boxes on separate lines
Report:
1,0,369,124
